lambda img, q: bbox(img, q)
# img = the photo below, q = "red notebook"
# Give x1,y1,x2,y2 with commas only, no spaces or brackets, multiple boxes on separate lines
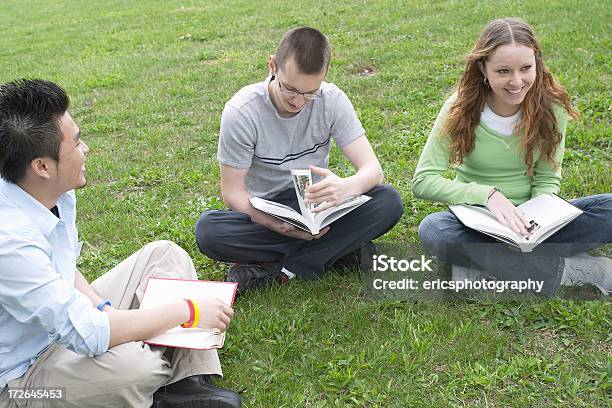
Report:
139,277,237,350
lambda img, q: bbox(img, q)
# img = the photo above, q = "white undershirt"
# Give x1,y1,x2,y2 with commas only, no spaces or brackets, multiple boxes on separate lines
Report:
481,104,522,137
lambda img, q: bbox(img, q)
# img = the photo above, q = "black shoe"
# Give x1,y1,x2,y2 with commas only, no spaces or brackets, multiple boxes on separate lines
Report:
152,374,241,408
225,262,284,295
331,242,378,270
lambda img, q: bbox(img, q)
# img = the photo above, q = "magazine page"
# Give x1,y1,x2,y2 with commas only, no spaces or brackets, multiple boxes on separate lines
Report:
139,278,237,349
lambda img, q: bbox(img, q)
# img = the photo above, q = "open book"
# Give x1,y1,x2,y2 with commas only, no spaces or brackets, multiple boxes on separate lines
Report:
448,194,583,252
250,169,371,234
139,277,237,350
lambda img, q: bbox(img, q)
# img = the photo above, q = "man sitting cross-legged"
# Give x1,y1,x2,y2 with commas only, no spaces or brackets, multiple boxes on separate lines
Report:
0,79,241,408
195,27,403,294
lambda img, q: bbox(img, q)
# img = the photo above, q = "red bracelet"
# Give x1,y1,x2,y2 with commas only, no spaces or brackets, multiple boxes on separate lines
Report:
181,299,195,328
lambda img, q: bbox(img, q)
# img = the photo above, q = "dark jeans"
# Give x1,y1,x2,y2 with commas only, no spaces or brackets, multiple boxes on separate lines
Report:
195,184,403,279
418,194,612,294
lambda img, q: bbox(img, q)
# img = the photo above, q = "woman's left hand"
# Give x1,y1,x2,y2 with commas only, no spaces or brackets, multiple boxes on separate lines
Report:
305,166,356,212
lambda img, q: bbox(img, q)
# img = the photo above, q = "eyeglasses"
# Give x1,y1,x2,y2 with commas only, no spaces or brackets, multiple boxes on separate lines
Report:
276,77,322,100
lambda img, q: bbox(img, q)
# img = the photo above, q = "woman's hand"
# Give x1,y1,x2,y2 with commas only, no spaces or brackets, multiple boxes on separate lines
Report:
486,189,530,235
305,166,357,212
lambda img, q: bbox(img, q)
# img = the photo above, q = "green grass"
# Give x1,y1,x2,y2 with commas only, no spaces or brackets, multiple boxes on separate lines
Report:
2,0,610,406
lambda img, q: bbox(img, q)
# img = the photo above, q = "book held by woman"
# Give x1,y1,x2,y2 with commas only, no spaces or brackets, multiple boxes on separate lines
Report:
448,194,583,252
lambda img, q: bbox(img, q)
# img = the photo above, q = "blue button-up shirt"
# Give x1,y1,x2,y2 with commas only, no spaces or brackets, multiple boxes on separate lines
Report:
0,180,110,391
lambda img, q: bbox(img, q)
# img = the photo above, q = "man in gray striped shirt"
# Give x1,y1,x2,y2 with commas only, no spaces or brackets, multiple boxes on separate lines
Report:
196,27,402,293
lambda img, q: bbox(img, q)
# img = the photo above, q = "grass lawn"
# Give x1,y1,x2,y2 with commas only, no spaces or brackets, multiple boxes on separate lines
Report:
2,0,610,406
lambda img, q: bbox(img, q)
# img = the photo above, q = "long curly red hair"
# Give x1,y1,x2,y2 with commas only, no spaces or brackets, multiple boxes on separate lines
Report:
442,18,578,174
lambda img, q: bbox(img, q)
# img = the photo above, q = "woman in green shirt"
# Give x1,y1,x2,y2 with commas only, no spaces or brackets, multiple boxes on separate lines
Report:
412,18,611,295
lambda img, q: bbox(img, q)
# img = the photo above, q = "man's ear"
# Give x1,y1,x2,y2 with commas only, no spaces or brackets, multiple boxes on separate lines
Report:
268,55,277,76
30,157,53,180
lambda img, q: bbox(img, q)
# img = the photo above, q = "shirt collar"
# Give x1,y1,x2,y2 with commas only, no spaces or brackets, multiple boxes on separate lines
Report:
0,180,62,237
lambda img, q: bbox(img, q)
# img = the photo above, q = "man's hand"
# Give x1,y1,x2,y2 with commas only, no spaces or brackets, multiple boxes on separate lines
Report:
306,166,357,213
486,189,530,235
195,298,234,332
266,217,330,240
221,163,329,240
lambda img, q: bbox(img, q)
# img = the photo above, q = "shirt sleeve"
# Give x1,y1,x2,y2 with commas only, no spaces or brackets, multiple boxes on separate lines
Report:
530,105,567,199
217,103,256,169
329,88,365,148
0,237,109,357
412,95,494,205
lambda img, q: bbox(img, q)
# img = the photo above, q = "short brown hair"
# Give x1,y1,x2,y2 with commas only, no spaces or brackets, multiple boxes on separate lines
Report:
275,27,331,75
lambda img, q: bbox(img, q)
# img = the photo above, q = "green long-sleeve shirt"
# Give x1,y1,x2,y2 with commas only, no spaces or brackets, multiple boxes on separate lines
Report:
412,94,568,206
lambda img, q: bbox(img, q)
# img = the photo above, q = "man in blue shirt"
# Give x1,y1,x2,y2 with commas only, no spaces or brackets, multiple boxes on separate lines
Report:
0,79,242,407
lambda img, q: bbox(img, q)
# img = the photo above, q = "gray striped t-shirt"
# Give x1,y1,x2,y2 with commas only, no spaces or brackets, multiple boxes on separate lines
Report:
217,76,365,199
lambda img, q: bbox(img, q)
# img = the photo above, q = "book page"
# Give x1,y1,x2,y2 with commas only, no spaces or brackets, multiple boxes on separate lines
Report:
250,197,313,232
251,197,299,213
518,194,583,241
139,278,237,349
291,169,316,226
449,204,522,243
314,195,371,228
291,169,313,210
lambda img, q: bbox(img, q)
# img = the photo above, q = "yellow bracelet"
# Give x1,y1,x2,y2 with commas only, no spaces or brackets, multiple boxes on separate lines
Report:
191,300,200,328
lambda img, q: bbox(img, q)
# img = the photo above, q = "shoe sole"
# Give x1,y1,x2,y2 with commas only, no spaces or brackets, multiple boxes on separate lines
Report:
152,393,242,408
576,282,611,296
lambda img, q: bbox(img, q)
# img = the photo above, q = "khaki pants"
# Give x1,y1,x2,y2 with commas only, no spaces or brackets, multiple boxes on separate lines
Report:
0,241,222,408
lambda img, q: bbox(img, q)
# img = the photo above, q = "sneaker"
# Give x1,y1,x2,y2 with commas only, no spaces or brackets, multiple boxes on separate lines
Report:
451,264,487,282
561,253,612,295
152,374,241,408
225,262,283,294
332,242,378,270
